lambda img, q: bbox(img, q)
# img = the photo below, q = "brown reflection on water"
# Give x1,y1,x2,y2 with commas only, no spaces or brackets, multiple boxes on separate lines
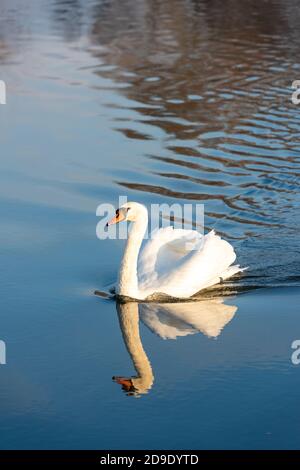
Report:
85,0,300,239
51,0,84,42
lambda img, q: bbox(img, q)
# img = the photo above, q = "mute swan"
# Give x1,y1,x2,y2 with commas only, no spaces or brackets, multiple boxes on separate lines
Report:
106,202,244,300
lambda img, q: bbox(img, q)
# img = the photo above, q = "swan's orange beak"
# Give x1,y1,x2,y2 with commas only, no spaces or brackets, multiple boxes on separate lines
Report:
106,210,126,226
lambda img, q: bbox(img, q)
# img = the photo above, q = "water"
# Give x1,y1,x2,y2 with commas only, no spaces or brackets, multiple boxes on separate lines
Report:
0,0,300,449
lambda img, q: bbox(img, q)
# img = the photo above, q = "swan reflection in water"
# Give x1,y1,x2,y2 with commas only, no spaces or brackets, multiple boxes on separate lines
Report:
113,298,237,396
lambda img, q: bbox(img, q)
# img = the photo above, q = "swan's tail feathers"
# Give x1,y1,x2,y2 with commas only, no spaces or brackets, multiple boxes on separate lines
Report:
220,264,248,281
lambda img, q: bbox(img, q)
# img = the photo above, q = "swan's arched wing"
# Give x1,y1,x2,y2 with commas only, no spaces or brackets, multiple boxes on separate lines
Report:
138,226,203,289
139,229,241,298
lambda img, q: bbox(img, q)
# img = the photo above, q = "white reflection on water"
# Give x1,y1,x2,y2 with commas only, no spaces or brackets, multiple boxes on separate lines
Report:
114,298,237,396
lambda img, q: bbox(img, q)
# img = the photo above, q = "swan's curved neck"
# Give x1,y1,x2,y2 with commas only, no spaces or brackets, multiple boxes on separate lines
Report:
117,213,148,298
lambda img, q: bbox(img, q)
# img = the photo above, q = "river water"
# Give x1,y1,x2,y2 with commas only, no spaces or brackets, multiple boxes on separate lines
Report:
0,0,300,449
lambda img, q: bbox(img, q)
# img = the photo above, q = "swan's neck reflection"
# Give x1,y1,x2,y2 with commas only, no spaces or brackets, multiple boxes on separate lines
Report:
114,298,237,396
114,302,154,396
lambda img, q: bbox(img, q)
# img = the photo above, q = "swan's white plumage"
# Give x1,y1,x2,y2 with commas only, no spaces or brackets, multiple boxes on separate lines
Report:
138,227,202,288
108,202,244,300
138,227,240,298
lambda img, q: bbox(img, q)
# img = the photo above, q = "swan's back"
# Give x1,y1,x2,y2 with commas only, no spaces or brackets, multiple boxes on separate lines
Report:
138,228,242,299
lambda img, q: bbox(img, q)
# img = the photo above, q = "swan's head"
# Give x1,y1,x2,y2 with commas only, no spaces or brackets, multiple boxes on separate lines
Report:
106,202,147,226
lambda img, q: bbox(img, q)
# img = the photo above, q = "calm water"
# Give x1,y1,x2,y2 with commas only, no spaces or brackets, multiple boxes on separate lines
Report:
0,0,300,449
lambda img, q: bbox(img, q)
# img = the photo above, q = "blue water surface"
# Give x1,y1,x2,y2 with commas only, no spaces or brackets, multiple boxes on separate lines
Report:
0,0,300,449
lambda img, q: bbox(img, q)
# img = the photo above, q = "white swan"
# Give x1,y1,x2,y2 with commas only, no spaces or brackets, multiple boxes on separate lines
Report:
106,202,244,300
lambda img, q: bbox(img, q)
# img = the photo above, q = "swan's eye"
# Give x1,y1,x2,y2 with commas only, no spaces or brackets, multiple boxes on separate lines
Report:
126,207,130,213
